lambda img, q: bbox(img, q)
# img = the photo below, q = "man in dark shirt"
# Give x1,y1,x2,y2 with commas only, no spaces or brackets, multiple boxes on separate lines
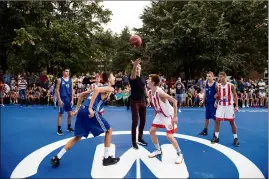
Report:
129,58,148,149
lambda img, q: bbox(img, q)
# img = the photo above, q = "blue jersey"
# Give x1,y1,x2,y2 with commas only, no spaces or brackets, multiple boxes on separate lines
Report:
205,81,216,104
59,77,72,98
82,89,109,112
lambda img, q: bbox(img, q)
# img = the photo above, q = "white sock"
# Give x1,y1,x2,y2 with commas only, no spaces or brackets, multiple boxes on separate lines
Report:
215,132,219,138
154,143,161,150
104,147,110,159
57,148,66,159
233,134,238,139
54,101,56,107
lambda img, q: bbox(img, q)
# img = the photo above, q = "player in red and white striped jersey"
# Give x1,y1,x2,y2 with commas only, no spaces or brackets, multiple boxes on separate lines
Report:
211,72,240,147
147,74,183,164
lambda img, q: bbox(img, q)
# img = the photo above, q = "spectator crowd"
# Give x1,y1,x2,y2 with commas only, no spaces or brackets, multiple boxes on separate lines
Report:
0,70,268,109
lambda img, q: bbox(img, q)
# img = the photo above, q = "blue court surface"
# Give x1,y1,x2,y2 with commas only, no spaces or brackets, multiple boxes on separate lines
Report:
1,106,268,178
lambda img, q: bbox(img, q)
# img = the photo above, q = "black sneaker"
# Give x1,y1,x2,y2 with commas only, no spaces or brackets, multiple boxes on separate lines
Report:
50,156,60,167
103,156,120,166
198,129,208,136
138,139,148,146
233,138,240,147
67,127,74,132
211,136,219,144
57,129,63,136
132,143,139,150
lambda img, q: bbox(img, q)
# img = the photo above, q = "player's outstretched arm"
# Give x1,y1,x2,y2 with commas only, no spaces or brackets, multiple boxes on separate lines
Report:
159,90,178,121
130,58,141,80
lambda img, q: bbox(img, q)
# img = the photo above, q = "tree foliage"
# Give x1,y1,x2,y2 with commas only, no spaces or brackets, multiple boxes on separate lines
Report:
136,0,268,78
0,0,267,78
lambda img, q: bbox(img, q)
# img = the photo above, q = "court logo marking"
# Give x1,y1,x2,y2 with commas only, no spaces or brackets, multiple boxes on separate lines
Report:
11,131,265,178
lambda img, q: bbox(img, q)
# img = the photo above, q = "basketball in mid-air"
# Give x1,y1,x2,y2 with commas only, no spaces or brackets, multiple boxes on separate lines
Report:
129,35,142,48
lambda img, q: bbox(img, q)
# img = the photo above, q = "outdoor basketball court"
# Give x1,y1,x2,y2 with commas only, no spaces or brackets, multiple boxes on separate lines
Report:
1,105,268,178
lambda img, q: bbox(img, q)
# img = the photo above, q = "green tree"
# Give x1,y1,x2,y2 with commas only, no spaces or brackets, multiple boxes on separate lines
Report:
137,0,268,78
1,1,112,74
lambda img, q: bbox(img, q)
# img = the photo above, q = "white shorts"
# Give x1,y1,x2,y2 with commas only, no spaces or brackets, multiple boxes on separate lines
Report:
216,105,235,122
152,113,177,134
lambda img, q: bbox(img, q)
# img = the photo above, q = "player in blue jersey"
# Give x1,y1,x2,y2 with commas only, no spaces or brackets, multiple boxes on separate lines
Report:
56,68,74,135
199,71,218,136
50,72,120,167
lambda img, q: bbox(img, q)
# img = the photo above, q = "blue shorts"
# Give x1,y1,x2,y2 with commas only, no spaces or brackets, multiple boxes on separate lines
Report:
74,106,110,138
175,94,184,104
58,96,72,114
205,103,216,120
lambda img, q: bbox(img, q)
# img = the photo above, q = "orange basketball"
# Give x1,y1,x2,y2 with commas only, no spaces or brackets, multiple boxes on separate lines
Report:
129,35,142,48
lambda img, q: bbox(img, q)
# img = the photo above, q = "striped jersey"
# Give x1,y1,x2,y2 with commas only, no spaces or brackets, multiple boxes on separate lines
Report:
217,82,234,106
148,87,174,117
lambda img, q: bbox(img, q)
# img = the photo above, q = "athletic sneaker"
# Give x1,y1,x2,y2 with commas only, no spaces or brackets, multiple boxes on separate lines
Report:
103,156,120,166
138,139,148,146
211,136,219,144
67,127,74,132
233,138,240,147
198,128,208,136
132,143,139,150
57,129,63,135
50,156,60,167
148,149,162,158
175,153,183,164
178,109,181,112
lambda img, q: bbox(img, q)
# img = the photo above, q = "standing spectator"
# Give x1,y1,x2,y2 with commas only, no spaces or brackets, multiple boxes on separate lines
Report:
40,71,48,88
115,73,123,89
236,78,245,92
168,77,176,89
122,72,129,87
129,58,148,149
3,70,11,86
175,77,185,112
18,74,28,106
197,78,204,90
29,72,37,87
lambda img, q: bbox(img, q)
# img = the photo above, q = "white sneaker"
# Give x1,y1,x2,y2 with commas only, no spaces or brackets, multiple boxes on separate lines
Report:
148,149,162,158
242,105,245,108
175,154,183,164
178,109,181,112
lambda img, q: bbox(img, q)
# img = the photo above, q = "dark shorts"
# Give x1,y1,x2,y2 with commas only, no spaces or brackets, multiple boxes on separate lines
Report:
74,106,110,138
58,96,72,114
205,103,216,120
